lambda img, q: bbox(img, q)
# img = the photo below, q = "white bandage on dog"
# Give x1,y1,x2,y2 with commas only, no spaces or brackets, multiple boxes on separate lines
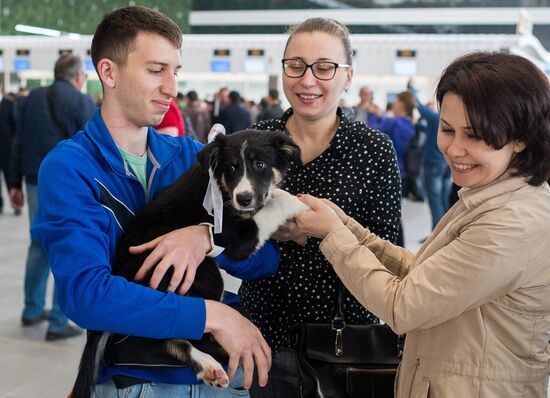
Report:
203,124,225,234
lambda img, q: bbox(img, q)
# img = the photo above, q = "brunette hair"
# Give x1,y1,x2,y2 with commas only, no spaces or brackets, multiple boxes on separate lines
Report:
396,91,415,118
91,6,182,71
436,51,550,186
284,17,352,65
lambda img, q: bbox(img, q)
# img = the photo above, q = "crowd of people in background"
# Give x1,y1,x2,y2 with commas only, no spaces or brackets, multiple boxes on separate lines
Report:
0,77,455,246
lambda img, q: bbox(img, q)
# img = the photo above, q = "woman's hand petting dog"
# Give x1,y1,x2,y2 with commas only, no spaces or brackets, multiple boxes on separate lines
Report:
319,198,349,225
130,225,212,294
295,194,345,239
271,220,308,246
204,300,272,389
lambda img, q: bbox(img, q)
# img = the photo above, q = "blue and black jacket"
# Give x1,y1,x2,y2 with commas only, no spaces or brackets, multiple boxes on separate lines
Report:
32,109,279,384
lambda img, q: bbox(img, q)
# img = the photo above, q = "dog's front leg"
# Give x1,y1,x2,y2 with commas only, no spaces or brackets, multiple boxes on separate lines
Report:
253,189,310,250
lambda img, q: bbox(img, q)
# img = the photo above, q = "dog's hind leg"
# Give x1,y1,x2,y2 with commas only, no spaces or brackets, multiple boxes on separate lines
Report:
253,188,311,249
166,339,229,389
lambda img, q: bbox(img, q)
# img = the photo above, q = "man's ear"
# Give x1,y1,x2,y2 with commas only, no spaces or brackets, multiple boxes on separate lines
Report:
97,58,116,89
196,134,225,171
271,131,302,166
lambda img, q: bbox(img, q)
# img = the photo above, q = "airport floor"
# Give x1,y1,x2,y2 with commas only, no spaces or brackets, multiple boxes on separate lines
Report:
0,193,547,397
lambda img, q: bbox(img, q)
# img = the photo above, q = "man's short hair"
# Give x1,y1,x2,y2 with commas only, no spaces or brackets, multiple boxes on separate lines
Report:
268,88,279,101
229,91,242,104
54,54,83,81
187,90,199,102
91,6,182,71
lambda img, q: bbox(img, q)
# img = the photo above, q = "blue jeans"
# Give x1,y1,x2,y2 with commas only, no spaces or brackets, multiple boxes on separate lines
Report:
93,368,249,398
422,163,452,230
21,183,68,332
249,349,299,398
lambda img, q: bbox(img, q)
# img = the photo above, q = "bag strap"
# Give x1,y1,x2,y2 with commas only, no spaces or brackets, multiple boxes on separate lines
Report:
331,282,347,356
46,86,70,139
333,280,405,359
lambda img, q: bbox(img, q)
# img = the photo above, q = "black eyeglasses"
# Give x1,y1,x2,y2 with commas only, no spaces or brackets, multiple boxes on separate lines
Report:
282,58,350,81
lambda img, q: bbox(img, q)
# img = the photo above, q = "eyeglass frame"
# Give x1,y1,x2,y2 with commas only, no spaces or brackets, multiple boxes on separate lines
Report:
281,58,351,81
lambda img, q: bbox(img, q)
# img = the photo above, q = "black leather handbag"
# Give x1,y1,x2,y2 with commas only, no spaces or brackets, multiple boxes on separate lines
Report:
292,283,403,398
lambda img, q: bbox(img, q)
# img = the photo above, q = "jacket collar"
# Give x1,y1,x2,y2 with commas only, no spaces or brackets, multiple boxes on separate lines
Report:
84,109,181,176
458,170,530,209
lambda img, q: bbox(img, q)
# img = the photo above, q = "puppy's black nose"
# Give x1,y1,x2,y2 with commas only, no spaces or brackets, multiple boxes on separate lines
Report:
236,192,253,207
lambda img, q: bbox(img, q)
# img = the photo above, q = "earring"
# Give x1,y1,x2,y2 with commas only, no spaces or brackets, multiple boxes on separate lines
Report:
344,86,349,93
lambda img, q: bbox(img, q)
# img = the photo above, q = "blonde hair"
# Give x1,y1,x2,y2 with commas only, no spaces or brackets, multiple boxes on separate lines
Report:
284,18,352,64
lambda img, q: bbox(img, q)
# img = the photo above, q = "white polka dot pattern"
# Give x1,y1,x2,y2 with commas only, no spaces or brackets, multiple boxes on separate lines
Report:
240,108,402,353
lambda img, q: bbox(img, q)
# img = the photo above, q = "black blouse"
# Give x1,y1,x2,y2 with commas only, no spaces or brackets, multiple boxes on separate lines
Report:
240,108,402,352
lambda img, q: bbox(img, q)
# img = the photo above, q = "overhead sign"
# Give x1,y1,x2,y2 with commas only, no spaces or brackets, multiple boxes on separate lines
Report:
14,49,30,71
213,49,230,57
211,59,231,72
85,58,95,72
247,49,264,57
396,49,416,58
394,49,417,76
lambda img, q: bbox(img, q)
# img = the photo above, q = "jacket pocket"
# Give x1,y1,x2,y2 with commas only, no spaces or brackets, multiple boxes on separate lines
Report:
417,377,430,398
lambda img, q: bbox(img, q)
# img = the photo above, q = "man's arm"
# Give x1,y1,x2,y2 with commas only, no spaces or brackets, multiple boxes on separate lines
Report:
216,239,280,280
31,147,207,340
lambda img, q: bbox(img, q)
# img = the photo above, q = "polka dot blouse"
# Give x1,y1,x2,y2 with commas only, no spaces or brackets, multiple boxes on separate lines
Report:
240,107,402,353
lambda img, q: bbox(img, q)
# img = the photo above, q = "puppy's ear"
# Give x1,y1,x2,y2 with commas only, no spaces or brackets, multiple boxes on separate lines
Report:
271,131,302,166
197,134,225,171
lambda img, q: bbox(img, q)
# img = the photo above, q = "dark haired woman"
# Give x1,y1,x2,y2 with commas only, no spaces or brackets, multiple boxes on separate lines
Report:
296,52,550,397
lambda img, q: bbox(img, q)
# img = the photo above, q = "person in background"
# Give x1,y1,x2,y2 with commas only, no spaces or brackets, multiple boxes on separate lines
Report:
154,98,185,136
211,86,229,125
31,6,275,396
8,54,96,341
0,91,17,214
295,51,550,398
185,90,211,143
239,17,401,397
352,86,380,127
257,88,284,122
371,91,416,190
369,91,416,247
410,81,452,230
218,90,251,134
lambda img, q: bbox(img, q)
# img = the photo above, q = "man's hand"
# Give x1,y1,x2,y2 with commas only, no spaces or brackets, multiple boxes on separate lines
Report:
271,220,308,246
295,194,344,239
130,225,212,294
205,300,271,389
9,188,24,212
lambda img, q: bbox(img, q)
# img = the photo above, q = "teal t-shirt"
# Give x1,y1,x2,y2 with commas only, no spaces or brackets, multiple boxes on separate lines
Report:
117,146,148,192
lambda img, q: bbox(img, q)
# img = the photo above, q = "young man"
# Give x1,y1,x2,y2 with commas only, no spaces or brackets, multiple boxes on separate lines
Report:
31,6,275,396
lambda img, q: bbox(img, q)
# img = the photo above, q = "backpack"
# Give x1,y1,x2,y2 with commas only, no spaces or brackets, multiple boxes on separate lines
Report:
405,121,426,178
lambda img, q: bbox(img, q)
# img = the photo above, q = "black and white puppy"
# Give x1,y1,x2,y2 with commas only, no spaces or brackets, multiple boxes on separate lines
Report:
72,129,310,398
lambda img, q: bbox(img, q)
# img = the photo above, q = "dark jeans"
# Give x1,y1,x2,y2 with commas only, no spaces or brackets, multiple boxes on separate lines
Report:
250,349,299,398
21,183,68,332
422,162,452,230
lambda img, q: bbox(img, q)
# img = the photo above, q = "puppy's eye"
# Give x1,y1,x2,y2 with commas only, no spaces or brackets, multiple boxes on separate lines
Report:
253,160,265,170
229,165,237,172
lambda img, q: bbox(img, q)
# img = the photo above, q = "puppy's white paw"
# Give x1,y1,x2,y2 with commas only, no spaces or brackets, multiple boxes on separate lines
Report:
196,359,229,389
190,346,229,388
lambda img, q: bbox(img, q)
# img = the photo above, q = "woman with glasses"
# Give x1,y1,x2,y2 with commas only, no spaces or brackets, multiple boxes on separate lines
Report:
239,17,402,397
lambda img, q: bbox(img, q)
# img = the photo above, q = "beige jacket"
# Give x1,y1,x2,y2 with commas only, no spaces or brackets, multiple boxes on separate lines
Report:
320,173,550,398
